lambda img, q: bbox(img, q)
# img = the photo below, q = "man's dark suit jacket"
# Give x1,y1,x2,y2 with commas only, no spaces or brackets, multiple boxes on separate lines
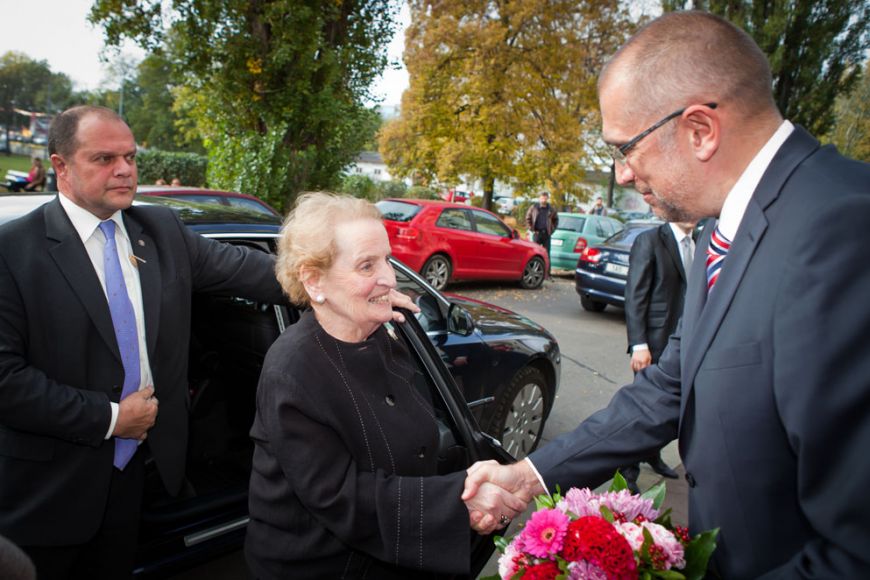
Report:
624,223,687,362
0,198,283,546
529,127,870,578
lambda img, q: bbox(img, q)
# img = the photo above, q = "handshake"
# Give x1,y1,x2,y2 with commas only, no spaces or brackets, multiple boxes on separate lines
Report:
461,459,546,534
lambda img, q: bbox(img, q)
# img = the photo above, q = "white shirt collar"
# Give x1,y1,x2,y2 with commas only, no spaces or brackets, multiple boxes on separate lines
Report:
716,120,794,241
57,193,127,243
668,222,692,243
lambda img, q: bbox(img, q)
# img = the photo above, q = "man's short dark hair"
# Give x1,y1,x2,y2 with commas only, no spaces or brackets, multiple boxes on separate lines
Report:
48,105,126,158
539,191,550,198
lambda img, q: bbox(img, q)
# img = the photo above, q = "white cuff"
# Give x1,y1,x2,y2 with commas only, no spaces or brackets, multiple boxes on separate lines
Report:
105,402,119,439
631,343,650,353
524,457,549,496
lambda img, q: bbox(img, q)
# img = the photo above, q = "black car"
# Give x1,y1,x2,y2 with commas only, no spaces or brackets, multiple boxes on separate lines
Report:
0,193,560,577
575,221,662,312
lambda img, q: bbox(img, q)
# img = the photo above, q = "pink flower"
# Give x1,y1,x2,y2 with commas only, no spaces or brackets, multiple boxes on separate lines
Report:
559,487,659,522
497,541,521,578
519,508,569,558
615,521,686,570
566,560,609,580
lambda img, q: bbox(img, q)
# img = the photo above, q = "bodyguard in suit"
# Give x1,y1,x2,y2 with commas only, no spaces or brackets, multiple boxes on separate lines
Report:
620,221,697,490
463,11,870,577
0,106,284,579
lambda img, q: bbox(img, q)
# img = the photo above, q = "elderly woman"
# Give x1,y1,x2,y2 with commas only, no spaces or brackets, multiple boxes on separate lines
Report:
245,193,521,579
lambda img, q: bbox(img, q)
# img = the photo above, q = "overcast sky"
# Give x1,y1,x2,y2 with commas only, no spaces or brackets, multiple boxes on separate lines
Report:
0,0,409,106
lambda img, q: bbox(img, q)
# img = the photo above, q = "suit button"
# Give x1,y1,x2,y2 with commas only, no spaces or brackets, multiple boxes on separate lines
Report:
385,395,395,406
112,384,122,393
685,472,696,487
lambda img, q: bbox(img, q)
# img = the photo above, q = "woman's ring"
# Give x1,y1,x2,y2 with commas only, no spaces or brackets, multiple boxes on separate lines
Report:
499,514,510,526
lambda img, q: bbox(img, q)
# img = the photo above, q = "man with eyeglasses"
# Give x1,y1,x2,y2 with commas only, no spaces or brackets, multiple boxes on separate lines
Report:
463,10,870,578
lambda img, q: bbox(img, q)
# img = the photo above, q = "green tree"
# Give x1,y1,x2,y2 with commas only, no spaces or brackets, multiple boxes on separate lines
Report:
0,51,74,151
124,52,204,153
663,0,870,136
825,59,870,162
90,0,400,212
379,0,635,210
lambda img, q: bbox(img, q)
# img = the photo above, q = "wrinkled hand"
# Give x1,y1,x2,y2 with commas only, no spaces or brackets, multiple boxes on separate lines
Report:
388,289,420,323
114,386,158,440
463,460,544,532
465,481,528,535
630,349,652,373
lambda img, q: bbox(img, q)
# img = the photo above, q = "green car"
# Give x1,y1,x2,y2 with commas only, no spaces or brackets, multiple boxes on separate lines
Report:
549,212,624,270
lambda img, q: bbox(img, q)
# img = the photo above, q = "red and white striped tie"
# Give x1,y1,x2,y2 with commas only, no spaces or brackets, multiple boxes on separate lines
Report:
706,226,731,292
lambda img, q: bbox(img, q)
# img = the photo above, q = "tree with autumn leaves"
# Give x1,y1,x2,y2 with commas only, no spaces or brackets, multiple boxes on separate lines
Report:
379,0,637,210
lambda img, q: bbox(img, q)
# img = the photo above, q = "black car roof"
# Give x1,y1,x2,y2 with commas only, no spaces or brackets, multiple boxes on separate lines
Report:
0,193,282,234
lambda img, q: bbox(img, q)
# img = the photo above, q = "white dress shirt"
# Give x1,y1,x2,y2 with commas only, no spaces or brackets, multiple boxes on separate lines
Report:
58,194,153,439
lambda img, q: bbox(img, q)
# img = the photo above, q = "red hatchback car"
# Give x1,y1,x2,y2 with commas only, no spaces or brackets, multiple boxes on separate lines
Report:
377,198,549,290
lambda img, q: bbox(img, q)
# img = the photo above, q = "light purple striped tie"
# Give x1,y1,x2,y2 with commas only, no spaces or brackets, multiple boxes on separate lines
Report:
99,220,140,469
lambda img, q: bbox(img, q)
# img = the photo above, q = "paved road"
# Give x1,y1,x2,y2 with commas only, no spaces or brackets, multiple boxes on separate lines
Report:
178,272,686,579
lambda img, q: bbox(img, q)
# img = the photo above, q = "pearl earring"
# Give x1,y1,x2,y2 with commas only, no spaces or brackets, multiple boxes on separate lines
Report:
315,294,325,304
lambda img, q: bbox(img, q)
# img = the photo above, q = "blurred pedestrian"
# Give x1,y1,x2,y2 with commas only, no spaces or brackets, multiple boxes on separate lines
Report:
524,191,558,278
589,196,607,215
170,177,181,186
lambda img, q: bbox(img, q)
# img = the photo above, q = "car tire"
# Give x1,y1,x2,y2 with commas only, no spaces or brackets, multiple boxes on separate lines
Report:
487,366,550,459
520,257,545,289
421,254,451,291
580,295,607,312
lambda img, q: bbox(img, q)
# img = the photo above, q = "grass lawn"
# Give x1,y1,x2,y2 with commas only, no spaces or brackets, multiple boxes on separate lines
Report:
0,154,40,192
0,154,34,175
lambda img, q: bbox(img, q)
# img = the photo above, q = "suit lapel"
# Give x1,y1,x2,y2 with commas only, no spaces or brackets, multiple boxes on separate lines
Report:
679,127,820,420
660,224,685,282
44,198,122,363
123,212,161,359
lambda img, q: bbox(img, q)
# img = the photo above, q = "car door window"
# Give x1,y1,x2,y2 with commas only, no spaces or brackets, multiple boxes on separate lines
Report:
435,208,473,231
393,267,447,333
594,219,608,238
471,210,511,237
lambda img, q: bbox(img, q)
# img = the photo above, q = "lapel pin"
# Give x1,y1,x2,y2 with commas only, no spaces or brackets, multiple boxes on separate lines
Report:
138,239,145,247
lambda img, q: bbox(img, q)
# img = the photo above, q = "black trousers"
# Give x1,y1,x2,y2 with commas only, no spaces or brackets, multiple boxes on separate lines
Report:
22,452,145,580
533,230,551,274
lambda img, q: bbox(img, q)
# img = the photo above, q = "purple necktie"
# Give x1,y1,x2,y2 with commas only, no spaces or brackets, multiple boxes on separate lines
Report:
99,220,140,469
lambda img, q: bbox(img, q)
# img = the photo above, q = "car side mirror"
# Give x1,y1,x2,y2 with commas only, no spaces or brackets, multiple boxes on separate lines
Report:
447,303,474,336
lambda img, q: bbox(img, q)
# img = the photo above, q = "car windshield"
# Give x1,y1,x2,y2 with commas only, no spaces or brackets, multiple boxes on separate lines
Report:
376,200,422,222
557,215,586,232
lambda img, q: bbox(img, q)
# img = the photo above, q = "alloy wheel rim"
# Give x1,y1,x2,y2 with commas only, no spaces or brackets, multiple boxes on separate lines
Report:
501,382,544,459
426,260,449,288
523,260,544,286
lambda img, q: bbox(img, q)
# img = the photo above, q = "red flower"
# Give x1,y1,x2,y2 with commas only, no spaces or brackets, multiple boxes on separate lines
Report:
561,516,637,579
522,560,561,580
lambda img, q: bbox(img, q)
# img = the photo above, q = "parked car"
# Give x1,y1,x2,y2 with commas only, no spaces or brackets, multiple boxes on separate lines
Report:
0,193,560,578
377,198,549,291
574,221,662,312
550,212,624,271
137,185,281,217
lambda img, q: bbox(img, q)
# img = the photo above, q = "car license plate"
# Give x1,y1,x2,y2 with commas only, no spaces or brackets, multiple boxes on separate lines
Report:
551,239,563,247
604,263,628,276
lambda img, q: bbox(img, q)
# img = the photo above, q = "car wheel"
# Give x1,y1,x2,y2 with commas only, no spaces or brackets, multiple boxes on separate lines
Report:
580,295,607,312
520,257,545,289
421,254,451,290
488,366,549,459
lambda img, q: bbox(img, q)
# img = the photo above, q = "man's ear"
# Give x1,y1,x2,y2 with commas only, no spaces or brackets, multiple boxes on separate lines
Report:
50,154,67,178
684,105,719,162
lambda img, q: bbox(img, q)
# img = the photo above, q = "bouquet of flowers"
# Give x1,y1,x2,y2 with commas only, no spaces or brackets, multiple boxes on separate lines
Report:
485,473,718,580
